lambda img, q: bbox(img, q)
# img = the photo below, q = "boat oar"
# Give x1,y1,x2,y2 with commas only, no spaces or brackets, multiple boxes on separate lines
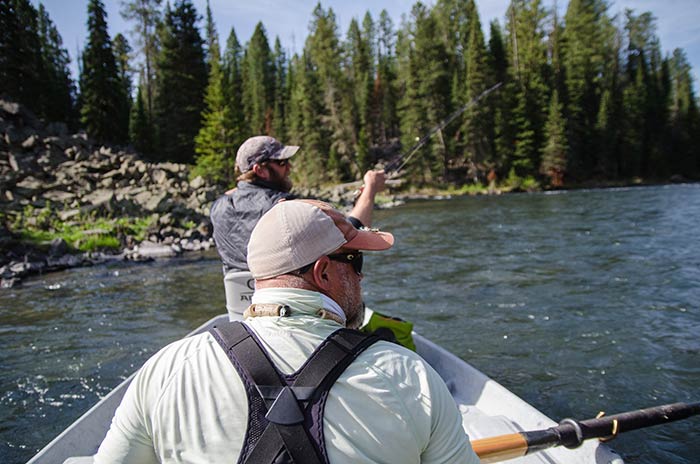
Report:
470,401,700,463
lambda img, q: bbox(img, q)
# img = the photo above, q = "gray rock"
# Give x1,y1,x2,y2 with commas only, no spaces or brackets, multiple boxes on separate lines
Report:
1,277,18,288
49,238,69,256
22,134,39,150
137,190,171,212
132,241,180,258
58,208,82,221
7,152,19,171
10,261,45,275
159,162,182,174
46,253,83,268
43,190,76,203
16,176,44,190
151,169,168,184
189,175,205,189
1,100,21,115
83,189,115,208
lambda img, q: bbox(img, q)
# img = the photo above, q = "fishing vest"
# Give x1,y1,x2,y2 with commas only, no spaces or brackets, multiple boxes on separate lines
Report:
209,320,385,464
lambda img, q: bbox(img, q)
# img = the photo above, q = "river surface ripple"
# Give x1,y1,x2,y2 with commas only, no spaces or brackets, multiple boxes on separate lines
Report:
1,183,699,463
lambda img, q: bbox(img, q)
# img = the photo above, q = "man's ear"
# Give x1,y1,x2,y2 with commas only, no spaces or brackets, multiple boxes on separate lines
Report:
310,257,332,291
252,163,269,180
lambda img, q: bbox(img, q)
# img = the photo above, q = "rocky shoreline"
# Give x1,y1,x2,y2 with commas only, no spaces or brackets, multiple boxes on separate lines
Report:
0,99,389,288
0,99,226,287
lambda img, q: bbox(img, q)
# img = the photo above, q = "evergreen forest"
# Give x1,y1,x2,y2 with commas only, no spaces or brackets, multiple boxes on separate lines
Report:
2,0,699,190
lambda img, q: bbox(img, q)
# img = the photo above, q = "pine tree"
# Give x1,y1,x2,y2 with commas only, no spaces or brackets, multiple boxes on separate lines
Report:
432,0,475,164
396,3,450,184
271,37,289,140
345,17,373,173
621,10,662,179
203,0,216,64
540,90,567,186
153,0,207,162
1,0,44,115
668,48,699,177
462,1,494,180
375,10,399,146
120,0,162,117
222,27,246,142
36,4,76,126
194,19,236,185
595,88,613,173
505,0,549,179
242,22,274,135
287,51,327,186
487,20,512,176
432,0,473,107
561,0,613,178
621,62,647,177
305,4,350,181
129,79,154,155
113,33,133,112
80,0,130,144
595,20,624,179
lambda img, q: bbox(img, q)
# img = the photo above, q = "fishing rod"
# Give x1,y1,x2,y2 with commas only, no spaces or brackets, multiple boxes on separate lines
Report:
340,82,502,190
384,81,502,177
470,401,700,463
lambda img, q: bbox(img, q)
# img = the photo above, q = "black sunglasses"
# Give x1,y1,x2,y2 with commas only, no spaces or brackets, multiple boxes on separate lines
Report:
327,252,363,275
265,159,289,167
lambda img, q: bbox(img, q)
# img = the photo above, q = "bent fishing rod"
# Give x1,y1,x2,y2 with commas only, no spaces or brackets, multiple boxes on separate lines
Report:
384,81,502,178
470,401,700,463
342,82,502,190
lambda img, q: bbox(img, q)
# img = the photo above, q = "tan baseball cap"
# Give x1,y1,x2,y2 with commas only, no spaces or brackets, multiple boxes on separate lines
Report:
247,199,394,279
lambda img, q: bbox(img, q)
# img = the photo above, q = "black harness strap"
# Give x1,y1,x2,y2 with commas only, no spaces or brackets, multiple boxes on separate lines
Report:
210,321,384,464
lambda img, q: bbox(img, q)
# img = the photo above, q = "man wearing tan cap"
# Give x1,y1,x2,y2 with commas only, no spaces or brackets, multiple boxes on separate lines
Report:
94,200,479,464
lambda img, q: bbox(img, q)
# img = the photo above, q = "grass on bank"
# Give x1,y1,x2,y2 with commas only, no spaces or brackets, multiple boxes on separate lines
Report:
385,170,542,198
8,204,156,253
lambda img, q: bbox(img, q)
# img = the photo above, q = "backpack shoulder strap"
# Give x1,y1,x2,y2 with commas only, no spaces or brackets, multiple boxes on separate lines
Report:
293,328,382,390
209,321,385,464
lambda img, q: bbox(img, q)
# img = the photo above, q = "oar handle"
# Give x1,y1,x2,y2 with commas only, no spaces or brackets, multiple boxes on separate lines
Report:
472,428,562,463
470,402,700,463
471,433,528,463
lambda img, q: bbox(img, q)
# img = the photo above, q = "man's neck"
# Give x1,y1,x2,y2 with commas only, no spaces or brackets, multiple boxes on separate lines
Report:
250,178,291,193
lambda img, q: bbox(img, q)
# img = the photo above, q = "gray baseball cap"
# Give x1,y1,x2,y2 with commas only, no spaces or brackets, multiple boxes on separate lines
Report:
236,136,300,173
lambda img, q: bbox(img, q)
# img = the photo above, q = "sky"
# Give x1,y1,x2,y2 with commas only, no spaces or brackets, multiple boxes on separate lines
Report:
36,0,700,87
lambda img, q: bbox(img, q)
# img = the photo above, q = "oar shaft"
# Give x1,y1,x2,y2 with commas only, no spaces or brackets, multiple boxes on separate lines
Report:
577,402,700,439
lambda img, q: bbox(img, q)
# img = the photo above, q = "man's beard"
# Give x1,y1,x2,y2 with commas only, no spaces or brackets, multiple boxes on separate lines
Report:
344,302,365,329
335,273,364,329
268,168,293,192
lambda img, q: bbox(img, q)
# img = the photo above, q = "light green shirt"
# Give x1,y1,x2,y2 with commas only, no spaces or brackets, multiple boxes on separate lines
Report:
94,289,479,464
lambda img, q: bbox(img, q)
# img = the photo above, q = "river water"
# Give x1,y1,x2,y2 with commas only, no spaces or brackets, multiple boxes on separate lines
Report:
2,184,699,463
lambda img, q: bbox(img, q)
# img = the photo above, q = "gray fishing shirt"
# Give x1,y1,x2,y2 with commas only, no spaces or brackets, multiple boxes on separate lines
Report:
210,181,294,273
